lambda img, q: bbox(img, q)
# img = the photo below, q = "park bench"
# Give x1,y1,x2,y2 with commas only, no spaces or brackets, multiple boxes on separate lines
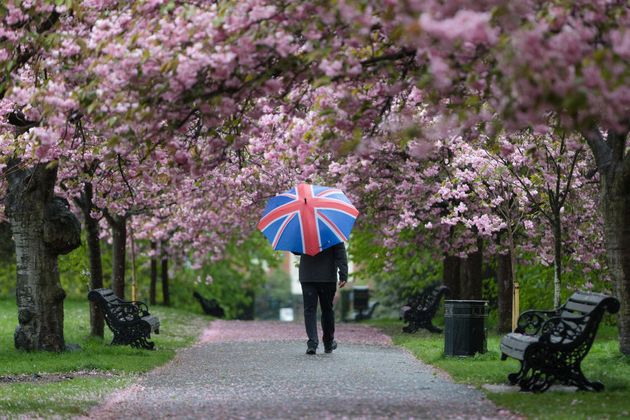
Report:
193,291,225,318
88,288,160,350
351,286,379,321
400,284,450,333
500,291,619,392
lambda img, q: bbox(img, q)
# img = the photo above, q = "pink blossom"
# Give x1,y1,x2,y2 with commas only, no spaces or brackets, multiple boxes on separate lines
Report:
249,5,276,21
319,59,343,78
420,10,498,46
612,30,630,59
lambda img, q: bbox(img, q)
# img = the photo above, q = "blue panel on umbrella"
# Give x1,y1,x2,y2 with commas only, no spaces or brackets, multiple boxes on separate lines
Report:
317,209,356,237
260,216,289,243
261,195,295,217
274,215,303,254
324,192,352,204
317,218,343,249
312,185,333,196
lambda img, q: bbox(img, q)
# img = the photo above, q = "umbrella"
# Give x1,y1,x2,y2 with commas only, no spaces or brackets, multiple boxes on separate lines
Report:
257,183,359,256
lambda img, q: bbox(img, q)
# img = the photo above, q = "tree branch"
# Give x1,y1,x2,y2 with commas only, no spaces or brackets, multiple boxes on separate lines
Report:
581,127,612,172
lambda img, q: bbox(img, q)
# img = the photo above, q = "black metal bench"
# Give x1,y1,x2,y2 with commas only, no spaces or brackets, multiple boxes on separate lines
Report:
352,286,379,321
88,288,160,350
500,291,619,392
193,291,225,318
400,284,450,333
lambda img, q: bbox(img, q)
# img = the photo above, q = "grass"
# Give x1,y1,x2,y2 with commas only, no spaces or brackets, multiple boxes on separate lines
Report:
0,299,209,416
370,319,630,419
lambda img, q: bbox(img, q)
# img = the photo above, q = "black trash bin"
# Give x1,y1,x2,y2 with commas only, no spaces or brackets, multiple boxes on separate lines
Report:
353,286,370,313
444,300,488,356
339,288,352,322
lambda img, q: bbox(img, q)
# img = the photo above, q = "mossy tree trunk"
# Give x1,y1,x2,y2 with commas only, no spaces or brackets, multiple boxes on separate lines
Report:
583,128,630,355
161,247,170,306
5,159,81,351
460,239,483,300
75,181,104,338
150,241,157,305
443,255,461,299
496,252,513,333
105,213,127,299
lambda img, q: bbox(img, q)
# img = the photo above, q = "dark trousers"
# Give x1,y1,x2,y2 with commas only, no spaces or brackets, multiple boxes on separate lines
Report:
301,282,336,348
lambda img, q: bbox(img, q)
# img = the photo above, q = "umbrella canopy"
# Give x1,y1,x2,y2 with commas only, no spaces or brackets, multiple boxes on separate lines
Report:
257,183,359,256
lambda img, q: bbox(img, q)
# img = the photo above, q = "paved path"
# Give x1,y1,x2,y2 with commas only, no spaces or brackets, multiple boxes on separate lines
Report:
89,321,514,419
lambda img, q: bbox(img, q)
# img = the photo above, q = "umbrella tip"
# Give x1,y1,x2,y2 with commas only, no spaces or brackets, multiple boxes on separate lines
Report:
304,198,307,204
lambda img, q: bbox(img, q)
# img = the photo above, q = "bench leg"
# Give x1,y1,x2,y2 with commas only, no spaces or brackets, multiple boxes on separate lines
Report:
426,322,443,333
402,324,418,334
131,336,155,350
567,366,604,392
507,360,529,386
519,369,553,392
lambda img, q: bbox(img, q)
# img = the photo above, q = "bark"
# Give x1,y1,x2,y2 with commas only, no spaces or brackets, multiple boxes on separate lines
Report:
552,216,562,310
443,255,461,299
583,128,630,355
129,225,138,301
459,240,483,300
5,160,81,351
107,215,127,299
600,163,630,355
161,250,170,306
76,182,104,338
507,227,518,331
150,241,157,305
496,252,513,333
0,222,16,261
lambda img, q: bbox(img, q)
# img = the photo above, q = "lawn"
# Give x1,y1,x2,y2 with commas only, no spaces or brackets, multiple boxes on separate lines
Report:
0,299,209,416
370,319,630,419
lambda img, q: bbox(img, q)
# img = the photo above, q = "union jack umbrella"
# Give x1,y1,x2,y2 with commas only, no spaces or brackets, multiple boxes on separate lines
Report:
257,183,359,256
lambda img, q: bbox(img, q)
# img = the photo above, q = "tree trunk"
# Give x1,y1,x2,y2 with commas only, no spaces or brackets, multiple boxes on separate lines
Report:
443,255,461,299
150,241,157,305
108,215,127,299
552,217,562,310
5,160,81,351
496,252,513,333
161,249,170,306
78,182,104,338
460,240,483,300
582,128,630,355
601,171,630,355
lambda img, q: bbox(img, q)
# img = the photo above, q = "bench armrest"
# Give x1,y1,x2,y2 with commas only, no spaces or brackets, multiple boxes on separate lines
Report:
130,301,150,316
112,301,146,320
515,309,558,335
539,316,585,346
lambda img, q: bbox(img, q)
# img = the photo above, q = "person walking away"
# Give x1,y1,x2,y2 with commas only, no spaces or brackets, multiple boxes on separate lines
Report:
298,242,348,355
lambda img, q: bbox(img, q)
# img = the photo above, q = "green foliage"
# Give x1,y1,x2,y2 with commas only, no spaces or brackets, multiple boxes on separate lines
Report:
255,268,293,320
58,239,113,299
0,299,207,416
348,228,442,312
0,230,283,319
350,225,614,325
371,318,630,419
165,233,283,318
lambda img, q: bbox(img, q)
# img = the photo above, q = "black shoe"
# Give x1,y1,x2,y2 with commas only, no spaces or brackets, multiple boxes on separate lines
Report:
306,347,316,355
324,341,337,353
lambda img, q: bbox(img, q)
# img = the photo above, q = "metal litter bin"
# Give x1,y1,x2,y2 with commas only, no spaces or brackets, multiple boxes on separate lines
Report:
444,300,488,356
339,288,352,322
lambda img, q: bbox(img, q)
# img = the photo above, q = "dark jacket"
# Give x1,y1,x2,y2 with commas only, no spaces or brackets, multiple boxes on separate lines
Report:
298,242,348,283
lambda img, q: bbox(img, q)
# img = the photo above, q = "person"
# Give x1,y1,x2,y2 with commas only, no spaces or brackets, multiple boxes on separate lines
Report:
297,242,348,355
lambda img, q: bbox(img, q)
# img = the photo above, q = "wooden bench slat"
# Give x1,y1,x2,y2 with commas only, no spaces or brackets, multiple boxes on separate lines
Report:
564,301,597,315
568,292,609,305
